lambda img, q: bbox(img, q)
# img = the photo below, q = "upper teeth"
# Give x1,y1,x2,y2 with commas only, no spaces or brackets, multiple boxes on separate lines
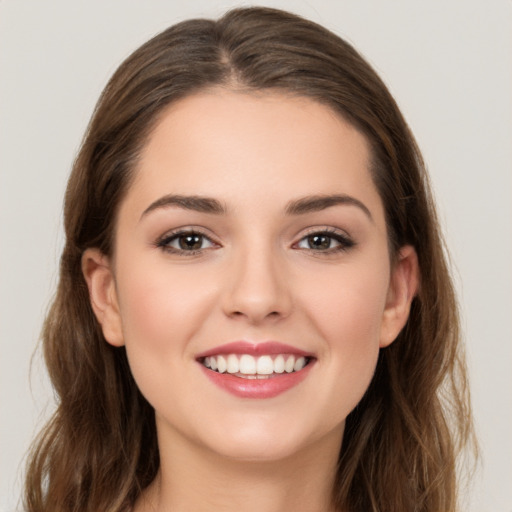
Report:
203,354,307,375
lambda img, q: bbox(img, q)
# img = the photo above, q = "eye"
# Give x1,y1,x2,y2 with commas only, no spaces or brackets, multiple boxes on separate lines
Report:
296,230,354,252
156,230,216,254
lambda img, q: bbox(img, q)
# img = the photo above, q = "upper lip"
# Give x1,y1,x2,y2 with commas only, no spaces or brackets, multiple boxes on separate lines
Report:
195,341,314,360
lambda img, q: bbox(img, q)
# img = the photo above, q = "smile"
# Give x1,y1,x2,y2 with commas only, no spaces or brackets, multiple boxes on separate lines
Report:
197,341,315,398
202,354,309,378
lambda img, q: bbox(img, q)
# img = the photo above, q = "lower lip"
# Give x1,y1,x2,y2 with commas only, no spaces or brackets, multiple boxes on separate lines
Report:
199,361,315,399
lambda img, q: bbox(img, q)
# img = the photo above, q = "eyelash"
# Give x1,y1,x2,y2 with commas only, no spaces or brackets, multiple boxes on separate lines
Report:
155,228,355,256
295,228,355,254
155,229,218,256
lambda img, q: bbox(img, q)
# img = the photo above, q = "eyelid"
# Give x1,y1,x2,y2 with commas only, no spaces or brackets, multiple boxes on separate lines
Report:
292,226,355,253
153,225,355,256
155,226,221,254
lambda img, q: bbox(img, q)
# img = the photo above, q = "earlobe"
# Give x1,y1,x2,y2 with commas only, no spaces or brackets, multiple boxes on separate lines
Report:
379,245,419,348
81,248,125,347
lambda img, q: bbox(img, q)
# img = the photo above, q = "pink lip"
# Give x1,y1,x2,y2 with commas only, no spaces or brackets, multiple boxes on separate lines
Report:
196,341,313,359
196,341,316,399
199,361,315,399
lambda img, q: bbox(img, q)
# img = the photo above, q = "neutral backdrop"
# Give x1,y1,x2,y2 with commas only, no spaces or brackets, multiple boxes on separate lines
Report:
1,1,511,511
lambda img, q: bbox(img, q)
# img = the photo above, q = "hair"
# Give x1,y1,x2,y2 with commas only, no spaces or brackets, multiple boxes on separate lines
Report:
24,7,475,512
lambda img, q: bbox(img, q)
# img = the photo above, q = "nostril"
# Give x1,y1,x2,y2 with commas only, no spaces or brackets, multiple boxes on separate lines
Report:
230,310,281,320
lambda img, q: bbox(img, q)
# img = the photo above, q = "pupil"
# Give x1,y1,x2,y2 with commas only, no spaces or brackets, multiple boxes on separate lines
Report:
179,234,202,250
309,234,330,250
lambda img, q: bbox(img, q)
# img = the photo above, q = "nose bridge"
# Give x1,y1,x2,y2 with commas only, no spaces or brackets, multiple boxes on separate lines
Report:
222,236,291,323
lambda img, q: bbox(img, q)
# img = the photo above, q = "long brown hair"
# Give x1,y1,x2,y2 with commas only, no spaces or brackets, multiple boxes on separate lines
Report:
25,7,475,512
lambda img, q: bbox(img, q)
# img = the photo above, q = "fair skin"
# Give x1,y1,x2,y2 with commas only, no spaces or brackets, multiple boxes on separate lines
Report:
83,90,418,512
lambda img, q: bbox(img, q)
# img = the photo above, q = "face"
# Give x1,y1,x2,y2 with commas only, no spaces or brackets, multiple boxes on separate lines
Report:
84,90,417,463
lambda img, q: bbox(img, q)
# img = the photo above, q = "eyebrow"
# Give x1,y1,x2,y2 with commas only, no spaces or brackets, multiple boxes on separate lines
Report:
141,194,226,219
140,193,372,221
285,194,373,220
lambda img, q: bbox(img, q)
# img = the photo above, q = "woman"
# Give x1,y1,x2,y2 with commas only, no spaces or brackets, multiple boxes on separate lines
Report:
24,7,474,512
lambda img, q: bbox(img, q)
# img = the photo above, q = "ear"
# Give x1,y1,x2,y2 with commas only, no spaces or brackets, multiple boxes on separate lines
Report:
380,245,419,348
81,248,124,347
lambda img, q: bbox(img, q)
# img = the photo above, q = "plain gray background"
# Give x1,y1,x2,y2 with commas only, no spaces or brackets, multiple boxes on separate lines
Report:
1,1,511,510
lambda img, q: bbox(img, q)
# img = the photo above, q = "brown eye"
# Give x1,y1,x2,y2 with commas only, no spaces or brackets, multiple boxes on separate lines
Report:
296,230,355,253
157,230,216,254
178,233,204,250
307,234,332,250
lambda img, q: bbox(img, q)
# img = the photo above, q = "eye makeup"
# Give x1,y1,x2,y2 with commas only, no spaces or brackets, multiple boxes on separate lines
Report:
154,225,356,258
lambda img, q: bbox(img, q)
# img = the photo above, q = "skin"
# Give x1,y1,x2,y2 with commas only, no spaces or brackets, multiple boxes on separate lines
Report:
83,90,418,512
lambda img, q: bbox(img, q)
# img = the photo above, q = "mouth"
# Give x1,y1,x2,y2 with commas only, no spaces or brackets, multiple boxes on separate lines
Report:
196,341,316,398
200,353,312,379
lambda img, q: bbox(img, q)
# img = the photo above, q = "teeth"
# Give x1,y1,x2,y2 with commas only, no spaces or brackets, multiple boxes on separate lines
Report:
227,354,239,374
274,355,285,374
256,355,274,375
239,354,256,374
294,356,306,372
203,354,309,375
217,355,227,373
285,355,295,373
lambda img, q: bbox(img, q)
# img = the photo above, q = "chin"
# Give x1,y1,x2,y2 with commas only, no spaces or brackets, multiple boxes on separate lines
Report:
210,434,307,463
197,414,340,464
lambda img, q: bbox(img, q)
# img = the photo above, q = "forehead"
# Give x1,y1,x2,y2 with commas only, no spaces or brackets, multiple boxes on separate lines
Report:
123,89,384,222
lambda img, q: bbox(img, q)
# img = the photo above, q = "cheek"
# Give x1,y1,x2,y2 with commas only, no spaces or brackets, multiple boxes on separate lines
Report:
302,260,389,409
307,259,389,344
117,258,215,338
113,259,217,394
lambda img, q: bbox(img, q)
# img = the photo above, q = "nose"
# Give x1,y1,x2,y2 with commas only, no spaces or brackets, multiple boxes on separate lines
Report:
221,246,293,324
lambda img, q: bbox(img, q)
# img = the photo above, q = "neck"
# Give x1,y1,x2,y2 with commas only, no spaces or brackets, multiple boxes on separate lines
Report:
135,425,342,512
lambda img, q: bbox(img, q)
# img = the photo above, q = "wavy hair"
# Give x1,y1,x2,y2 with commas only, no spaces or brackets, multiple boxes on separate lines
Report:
24,7,475,512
